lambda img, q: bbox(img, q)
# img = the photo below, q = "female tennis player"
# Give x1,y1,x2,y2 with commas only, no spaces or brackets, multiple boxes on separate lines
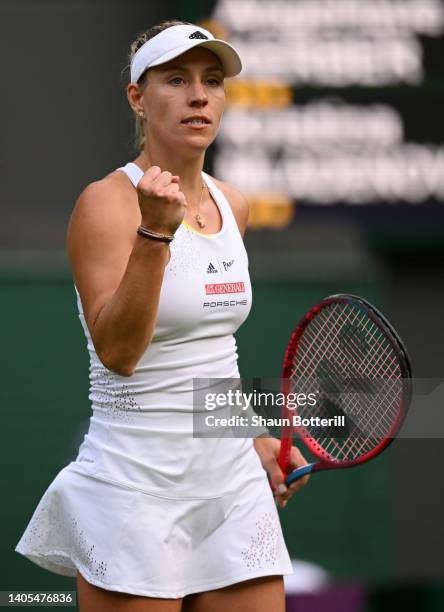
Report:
15,20,309,611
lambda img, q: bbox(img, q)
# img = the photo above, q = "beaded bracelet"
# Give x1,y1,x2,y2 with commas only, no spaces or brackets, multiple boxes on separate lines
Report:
137,225,174,243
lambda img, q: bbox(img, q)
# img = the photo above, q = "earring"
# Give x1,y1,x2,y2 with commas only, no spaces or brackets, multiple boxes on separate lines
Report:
139,110,145,119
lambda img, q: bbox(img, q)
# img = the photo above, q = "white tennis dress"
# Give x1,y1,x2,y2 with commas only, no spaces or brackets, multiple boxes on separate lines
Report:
15,163,293,598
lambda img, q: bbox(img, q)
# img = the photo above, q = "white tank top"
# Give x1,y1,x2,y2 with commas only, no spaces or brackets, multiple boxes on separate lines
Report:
72,163,266,498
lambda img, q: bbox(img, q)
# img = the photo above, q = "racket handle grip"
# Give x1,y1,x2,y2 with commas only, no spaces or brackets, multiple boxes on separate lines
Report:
285,463,315,486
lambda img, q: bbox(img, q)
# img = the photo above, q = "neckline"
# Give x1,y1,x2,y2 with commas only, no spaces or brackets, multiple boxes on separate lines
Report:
183,172,225,238
126,163,226,239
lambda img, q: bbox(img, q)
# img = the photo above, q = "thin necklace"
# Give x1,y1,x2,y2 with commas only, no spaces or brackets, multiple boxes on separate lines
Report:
193,182,206,229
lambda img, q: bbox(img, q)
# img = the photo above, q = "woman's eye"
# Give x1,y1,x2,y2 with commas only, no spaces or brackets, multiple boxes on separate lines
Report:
170,77,184,85
207,78,222,86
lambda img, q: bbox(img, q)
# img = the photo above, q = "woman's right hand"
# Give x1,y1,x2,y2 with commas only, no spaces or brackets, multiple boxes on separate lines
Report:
137,166,187,235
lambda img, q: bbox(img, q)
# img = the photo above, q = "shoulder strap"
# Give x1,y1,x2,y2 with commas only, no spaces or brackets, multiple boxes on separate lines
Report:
202,172,239,232
116,162,144,188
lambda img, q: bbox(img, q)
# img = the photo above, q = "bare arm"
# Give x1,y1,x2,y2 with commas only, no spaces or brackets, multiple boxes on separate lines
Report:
67,167,186,377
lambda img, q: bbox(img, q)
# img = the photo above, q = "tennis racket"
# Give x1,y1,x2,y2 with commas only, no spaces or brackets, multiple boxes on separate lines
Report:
278,294,412,486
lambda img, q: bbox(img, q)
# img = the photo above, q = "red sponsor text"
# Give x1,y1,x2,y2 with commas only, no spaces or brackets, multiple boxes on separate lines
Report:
205,282,245,295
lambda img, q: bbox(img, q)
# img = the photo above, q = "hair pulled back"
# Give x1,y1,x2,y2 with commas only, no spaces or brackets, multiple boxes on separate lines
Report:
128,20,191,151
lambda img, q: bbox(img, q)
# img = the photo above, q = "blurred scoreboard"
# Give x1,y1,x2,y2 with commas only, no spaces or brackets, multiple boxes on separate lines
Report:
197,0,444,238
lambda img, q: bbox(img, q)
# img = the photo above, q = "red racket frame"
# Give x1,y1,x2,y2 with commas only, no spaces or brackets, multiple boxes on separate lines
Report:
278,294,412,476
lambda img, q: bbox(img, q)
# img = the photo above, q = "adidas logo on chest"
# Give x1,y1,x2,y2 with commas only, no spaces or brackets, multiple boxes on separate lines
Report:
207,262,218,274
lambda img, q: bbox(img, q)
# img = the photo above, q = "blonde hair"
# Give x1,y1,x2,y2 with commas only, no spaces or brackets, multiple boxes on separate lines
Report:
128,20,191,152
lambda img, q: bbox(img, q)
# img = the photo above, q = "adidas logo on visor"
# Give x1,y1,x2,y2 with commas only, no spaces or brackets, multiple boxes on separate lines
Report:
207,263,218,274
189,31,209,39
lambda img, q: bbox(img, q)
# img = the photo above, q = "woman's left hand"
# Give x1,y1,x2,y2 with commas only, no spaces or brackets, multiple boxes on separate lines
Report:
253,436,310,508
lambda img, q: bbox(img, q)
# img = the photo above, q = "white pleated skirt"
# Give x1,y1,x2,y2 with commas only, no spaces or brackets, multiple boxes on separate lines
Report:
15,463,293,598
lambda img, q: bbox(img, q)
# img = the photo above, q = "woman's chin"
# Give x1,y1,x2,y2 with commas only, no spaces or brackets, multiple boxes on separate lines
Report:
177,135,214,153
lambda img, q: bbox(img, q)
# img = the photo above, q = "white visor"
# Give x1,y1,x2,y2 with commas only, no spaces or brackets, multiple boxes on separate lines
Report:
130,24,242,83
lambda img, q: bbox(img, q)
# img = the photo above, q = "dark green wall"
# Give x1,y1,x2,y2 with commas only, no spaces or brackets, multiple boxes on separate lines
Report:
2,278,89,595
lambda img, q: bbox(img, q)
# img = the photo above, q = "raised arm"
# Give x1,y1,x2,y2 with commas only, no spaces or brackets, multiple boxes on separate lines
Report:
67,166,186,377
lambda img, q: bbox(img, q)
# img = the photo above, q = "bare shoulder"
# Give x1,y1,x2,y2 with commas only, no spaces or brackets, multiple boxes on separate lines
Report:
69,170,138,228
67,170,141,290
211,176,249,237
68,171,139,244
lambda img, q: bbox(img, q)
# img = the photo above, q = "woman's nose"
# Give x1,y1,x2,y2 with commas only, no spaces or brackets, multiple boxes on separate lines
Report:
188,81,208,105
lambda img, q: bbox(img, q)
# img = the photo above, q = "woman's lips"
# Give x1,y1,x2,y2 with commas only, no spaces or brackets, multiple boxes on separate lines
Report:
181,121,211,129
181,119,210,130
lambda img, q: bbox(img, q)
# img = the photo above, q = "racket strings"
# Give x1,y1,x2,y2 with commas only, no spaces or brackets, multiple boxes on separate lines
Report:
298,305,398,383
297,305,401,398
297,310,396,427
308,320,398,454
298,348,400,458
301,327,401,458
288,303,403,462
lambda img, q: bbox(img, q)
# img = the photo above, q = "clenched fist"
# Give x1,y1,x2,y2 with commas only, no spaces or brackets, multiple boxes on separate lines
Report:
137,166,187,235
